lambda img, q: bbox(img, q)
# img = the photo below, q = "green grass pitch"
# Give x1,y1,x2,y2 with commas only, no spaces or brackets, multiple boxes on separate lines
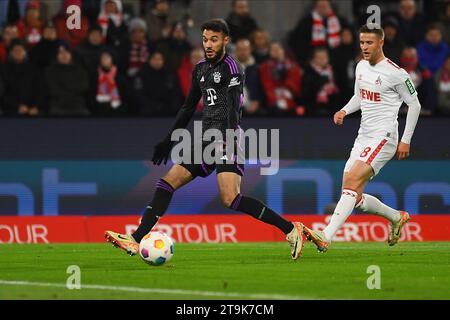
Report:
0,242,449,300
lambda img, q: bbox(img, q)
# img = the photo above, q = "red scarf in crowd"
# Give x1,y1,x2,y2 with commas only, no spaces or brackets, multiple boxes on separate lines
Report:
311,10,341,48
16,21,42,48
97,66,121,108
311,63,339,104
97,0,123,38
400,56,432,88
0,43,7,64
128,41,149,76
439,67,450,92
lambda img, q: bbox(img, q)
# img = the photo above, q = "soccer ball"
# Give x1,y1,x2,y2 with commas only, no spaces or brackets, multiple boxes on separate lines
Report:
139,231,174,266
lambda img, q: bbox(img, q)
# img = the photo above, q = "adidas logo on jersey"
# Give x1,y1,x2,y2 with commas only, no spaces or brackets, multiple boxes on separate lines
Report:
228,77,240,87
200,76,205,82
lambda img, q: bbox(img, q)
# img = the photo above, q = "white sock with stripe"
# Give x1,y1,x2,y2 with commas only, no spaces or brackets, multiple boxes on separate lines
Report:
323,189,358,242
356,193,401,223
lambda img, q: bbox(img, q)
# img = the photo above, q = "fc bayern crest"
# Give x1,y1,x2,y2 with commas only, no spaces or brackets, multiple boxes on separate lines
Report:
213,72,221,83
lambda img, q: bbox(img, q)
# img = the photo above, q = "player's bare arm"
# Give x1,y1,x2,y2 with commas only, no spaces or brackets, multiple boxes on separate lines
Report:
334,110,346,125
397,142,410,160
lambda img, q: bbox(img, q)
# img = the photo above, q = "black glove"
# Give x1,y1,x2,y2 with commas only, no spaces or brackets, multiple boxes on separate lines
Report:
151,139,173,165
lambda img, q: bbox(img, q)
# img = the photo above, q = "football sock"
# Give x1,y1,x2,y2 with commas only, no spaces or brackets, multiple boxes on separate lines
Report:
356,193,401,223
323,189,358,242
132,179,174,243
230,194,294,234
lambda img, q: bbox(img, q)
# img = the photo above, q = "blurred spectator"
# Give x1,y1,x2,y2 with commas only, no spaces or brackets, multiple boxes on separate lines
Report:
97,0,122,39
118,17,155,78
81,0,102,25
89,50,127,116
439,2,450,45
302,47,339,116
177,47,204,112
39,0,59,23
133,50,180,116
288,0,348,65
157,21,192,72
45,44,90,115
8,0,50,24
145,0,176,42
0,39,40,116
249,28,270,64
75,25,109,77
331,27,359,106
417,24,450,75
182,12,200,48
30,22,60,72
53,0,90,49
234,38,264,115
0,1,10,28
0,44,5,66
435,54,450,115
383,18,406,64
16,0,43,48
400,47,435,115
226,0,259,43
0,24,20,64
394,0,426,47
97,0,128,50
2,0,28,26
259,42,303,116
0,74,4,115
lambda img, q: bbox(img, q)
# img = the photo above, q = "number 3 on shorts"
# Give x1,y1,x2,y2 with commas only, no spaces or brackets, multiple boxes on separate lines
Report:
360,147,372,158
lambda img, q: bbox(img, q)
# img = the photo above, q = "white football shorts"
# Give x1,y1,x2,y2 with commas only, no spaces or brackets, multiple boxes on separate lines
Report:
344,132,398,176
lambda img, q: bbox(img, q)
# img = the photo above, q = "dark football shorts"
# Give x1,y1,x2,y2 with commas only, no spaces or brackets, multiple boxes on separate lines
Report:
179,142,244,178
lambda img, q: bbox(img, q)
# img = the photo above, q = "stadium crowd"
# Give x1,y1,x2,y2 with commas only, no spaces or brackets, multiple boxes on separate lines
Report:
0,0,449,117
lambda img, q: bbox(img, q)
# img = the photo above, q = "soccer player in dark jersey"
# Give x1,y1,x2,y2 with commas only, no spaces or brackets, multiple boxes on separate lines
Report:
105,19,305,260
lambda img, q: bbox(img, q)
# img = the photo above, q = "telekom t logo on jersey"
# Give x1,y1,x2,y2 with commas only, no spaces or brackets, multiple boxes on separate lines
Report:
360,88,381,102
206,88,218,106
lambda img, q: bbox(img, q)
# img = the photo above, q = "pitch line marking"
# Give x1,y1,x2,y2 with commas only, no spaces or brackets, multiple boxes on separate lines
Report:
0,280,316,300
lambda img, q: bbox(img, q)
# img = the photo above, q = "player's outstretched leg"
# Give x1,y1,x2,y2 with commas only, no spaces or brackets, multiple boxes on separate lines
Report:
303,189,358,253
302,226,330,253
132,178,175,242
322,188,358,246
356,194,410,245
217,172,304,260
229,194,304,260
389,211,410,246
105,178,174,256
105,165,192,256
304,161,372,252
105,231,139,256
286,222,305,260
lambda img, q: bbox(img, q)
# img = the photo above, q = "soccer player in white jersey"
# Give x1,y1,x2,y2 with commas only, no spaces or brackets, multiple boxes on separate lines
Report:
303,24,421,252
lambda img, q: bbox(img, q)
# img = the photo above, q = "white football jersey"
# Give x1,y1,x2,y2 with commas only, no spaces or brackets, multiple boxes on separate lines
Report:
354,58,418,137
